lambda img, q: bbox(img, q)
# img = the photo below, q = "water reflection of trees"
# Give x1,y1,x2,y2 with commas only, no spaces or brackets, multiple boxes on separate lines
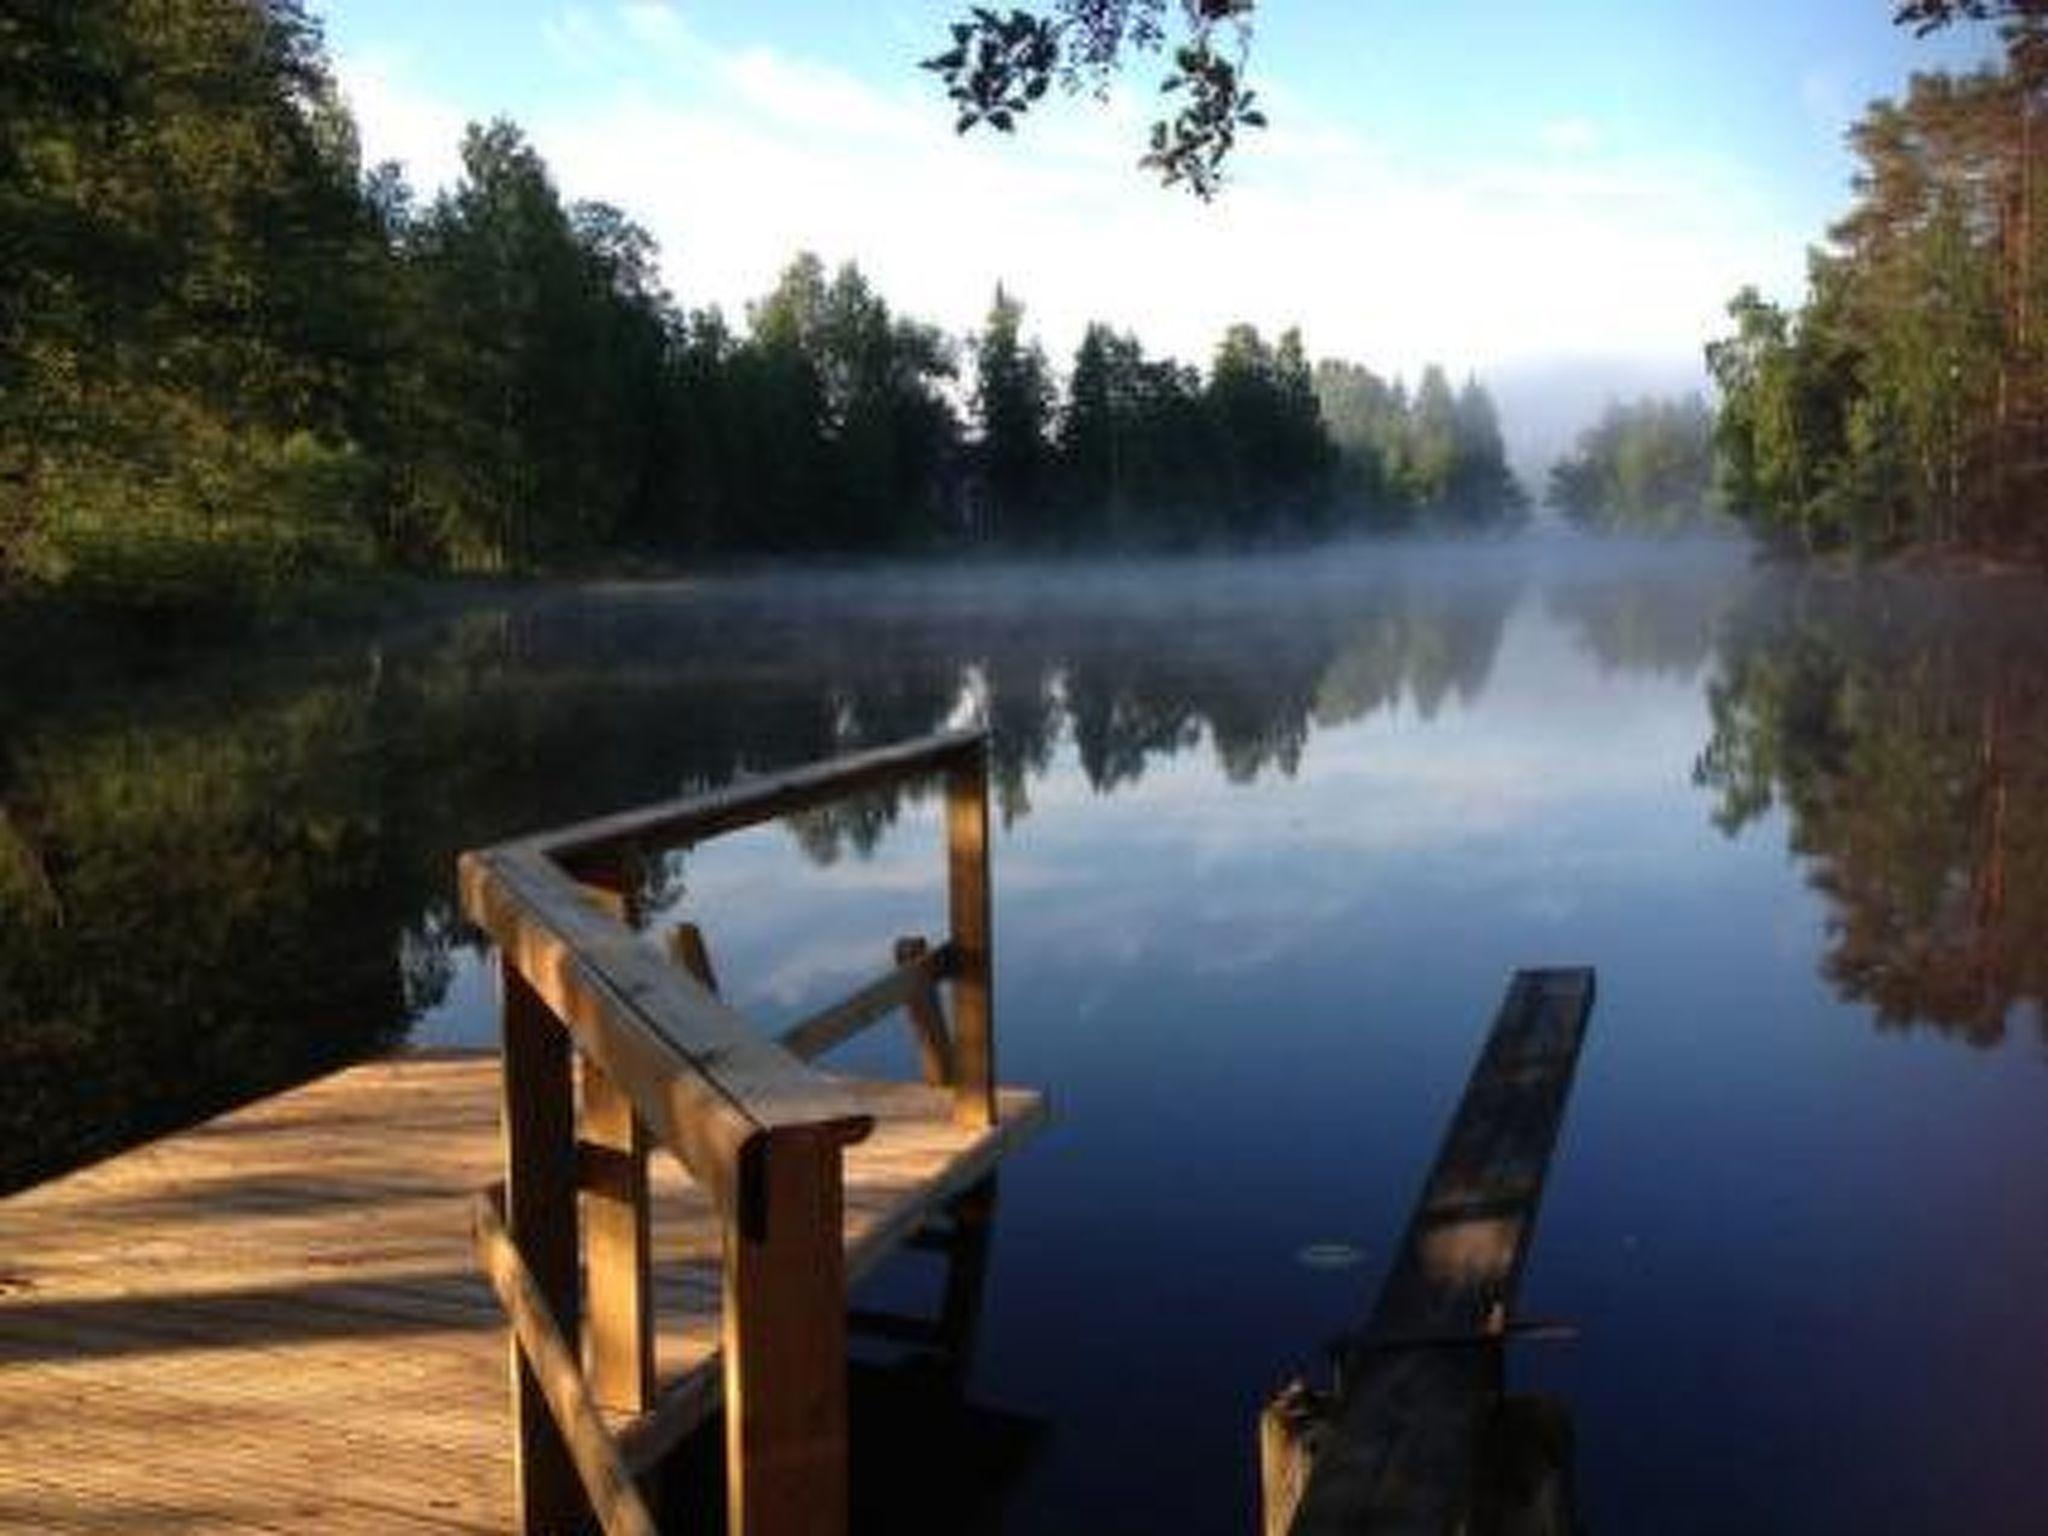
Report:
1544,550,1739,680
20,550,2034,1190
0,666,415,1189
1696,573,2048,1047
0,557,1531,1188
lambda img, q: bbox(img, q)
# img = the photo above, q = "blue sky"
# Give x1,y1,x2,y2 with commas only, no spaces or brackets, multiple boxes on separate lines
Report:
322,2,1994,403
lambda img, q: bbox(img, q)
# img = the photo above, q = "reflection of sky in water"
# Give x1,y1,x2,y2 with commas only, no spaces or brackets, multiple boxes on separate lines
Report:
413,552,2047,1534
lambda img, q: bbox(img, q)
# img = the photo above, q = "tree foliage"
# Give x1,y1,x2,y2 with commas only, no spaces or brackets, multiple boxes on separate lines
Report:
1,0,385,606
922,2,1266,197
1,0,1533,610
971,286,1056,533
1314,362,1525,530
380,123,674,568
1548,395,1718,531
1711,14,2048,554
1896,1,2048,31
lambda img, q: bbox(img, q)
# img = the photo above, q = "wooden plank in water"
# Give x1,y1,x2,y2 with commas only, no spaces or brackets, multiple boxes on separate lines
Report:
1364,967,1595,1342
1277,966,1596,1536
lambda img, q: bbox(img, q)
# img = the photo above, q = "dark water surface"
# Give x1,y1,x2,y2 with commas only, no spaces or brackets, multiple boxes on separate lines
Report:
4,535,2044,1532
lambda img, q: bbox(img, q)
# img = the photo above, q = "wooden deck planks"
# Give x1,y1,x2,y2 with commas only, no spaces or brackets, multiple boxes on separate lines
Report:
0,1052,1046,1533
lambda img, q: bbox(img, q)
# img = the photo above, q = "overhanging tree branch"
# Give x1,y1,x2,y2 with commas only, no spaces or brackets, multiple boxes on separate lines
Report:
923,2,1265,199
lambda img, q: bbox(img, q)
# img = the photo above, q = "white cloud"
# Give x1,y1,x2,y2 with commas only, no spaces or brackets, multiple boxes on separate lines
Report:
541,6,618,75
334,5,1805,379
619,1,695,58
334,50,466,193
1540,117,1601,155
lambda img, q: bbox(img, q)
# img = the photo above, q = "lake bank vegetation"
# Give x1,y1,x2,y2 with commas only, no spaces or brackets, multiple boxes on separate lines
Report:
28,0,2048,628
1709,12,2048,558
2,1,1523,620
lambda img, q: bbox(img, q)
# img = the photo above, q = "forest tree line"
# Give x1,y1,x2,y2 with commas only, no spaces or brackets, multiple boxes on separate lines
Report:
0,1,1524,614
1708,16,2048,555
1547,395,1719,531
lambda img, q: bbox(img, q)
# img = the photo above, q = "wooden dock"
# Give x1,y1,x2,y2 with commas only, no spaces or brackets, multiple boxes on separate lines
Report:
0,1051,1043,1531
3,731,1049,1534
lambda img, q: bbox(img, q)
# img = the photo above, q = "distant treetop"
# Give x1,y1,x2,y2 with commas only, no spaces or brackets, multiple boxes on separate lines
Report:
923,2,1265,198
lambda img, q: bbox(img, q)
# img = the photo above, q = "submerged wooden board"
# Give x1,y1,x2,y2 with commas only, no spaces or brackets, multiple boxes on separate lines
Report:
0,1053,1046,1533
1283,966,1596,1536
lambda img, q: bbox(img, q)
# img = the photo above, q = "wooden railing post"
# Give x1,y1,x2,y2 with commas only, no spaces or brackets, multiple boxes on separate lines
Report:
670,921,721,995
892,936,956,1087
500,956,587,1533
945,739,996,1128
580,873,654,1416
722,1127,853,1536
581,1060,653,1415
466,732,1011,1534
475,1191,660,1536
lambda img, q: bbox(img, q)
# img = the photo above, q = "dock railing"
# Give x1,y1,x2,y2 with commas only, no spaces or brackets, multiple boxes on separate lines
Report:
458,729,997,1536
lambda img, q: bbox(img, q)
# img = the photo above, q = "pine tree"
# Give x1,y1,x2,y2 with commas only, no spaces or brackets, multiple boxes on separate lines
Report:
970,285,1054,539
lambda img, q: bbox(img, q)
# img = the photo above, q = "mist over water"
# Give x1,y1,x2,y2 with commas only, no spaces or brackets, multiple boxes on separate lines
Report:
3,530,2043,1531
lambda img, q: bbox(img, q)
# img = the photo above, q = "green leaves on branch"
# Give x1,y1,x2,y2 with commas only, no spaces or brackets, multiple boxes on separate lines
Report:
923,9,1059,135
923,1,1265,198
1147,37,1265,199
1893,1,2048,32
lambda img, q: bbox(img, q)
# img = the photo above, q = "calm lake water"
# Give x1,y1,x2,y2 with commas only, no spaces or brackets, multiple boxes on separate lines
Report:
4,533,2045,1532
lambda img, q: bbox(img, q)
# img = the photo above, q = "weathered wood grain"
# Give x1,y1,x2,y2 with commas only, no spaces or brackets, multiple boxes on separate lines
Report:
500,962,585,1531
1279,966,1596,1536
578,876,657,1420
723,1124,855,1536
462,846,872,1221
0,1054,1047,1533
474,1188,658,1536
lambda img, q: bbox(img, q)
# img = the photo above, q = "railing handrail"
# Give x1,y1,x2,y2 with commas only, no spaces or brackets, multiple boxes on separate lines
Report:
461,842,869,1223
459,728,989,1223
512,728,985,871
468,727,999,1536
